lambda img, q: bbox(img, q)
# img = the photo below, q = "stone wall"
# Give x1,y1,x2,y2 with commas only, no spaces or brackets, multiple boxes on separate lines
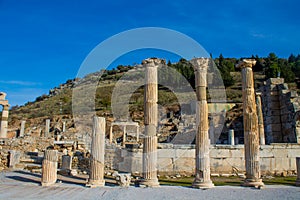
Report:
260,78,300,143
105,143,300,176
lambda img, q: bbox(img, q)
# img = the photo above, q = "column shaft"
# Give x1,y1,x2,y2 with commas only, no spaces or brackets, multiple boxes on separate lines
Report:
45,119,50,138
239,59,264,187
0,105,9,138
19,120,26,137
86,116,105,187
141,58,160,187
41,150,58,186
256,93,265,145
296,157,300,186
191,58,214,189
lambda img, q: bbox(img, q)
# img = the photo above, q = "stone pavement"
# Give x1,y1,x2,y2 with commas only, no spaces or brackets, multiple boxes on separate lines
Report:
0,171,299,200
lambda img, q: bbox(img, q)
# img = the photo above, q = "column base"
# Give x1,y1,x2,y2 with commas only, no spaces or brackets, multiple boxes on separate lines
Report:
86,180,105,188
295,180,300,187
41,182,56,186
139,178,160,187
243,178,264,188
192,180,215,189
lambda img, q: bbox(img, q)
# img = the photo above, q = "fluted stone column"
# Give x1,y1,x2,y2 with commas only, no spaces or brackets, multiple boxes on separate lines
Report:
19,120,26,137
86,116,105,187
41,150,58,186
256,92,265,145
296,157,300,186
140,58,161,187
0,105,9,138
239,59,264,187
191,58,214,189
45,119,50,138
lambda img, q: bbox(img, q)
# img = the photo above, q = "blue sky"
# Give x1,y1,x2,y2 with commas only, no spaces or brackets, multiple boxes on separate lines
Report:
0,0,299,106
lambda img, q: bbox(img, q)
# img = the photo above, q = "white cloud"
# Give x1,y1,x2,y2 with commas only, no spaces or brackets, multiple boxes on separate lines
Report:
0,80,41,86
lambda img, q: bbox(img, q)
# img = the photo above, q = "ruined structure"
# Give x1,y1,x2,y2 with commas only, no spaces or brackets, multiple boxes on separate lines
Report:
0,92,9,138
296,157,300,186
109,121,139,146
140,58,161,187
86,116,106,187
190,58,214,189
238,59,264,187
41,150,58,186
260,78,300,143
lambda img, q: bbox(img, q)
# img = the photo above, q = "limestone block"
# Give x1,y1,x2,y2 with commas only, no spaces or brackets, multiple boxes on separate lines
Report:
157,158,173,172
266,78,284,85
174,157,195,172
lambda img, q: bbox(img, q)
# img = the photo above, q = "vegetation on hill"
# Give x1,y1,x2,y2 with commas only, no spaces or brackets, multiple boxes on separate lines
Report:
9,53,300,122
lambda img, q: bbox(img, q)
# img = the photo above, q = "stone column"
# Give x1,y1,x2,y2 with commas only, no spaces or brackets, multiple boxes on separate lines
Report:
256,92,265,145
136,125,139,142
190,58,214,189
0,105,9,138
140,58,161,187
62,121,66,132
109,125,113,144
239,59,264,187
228,129,235,145
296,157,300,186
19,120,26,138
45,119,50,138
122,125,126,147
41,150,58,186
86,116,105,187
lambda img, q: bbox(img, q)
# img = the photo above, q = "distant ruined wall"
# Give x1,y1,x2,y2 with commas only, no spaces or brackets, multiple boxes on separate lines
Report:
105,143,300,175
260,78,300,144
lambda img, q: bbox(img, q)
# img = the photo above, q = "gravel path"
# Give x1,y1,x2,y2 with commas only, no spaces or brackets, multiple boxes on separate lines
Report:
1,171,299,200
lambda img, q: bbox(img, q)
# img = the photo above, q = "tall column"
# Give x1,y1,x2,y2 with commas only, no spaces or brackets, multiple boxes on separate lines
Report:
62,121,66,132
191,58,214,189
45,119,50,138
140,58,161,187
19,120,26,137
0,105,9,138
109,125,113,144
239,59,264,187
86,116,105,187
136,125,139,142
41,150,58,186
256,92,265,145
122,125,126,147
296,157,300,186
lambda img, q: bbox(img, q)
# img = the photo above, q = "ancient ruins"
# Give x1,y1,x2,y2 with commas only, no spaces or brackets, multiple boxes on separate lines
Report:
1,57,300,190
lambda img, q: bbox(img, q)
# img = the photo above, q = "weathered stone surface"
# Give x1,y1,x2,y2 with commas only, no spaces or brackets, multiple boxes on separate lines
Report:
41,150,58,186
190,58,214,189
238,59,264,187
86,116,105,188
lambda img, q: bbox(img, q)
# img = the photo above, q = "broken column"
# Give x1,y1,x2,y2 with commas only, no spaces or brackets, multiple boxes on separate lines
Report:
62,121,66,132
140,58,161,187
190,58,214,189
45,119,50,138
296,157,300,186
256,92,265,145
0,104,9,138
228,129,235,145
86,116,105,187
239,59,264,187
122,125,126,147
41,150,58,186
19,120,26,138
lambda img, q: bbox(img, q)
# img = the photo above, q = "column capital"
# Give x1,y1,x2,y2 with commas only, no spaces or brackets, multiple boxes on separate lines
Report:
237,59,256,69
142,58,165,67
190,57,210,71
